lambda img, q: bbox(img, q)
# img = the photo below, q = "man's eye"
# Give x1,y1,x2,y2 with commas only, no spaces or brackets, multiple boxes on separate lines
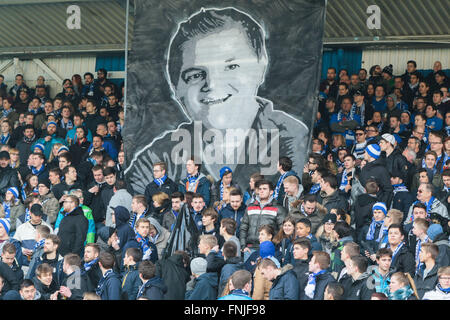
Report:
225,64,240,71
183,70,206,84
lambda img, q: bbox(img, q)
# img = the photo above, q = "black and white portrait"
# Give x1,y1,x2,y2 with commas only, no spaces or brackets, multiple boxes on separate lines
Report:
124,1,326,193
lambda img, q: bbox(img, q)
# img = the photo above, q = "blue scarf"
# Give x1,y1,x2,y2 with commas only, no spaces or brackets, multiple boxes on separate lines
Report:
32,165,45,176
339,169,349,191
352,102,365,125
390,242,405,266
304,270,327,299
220,182,230,201
84,258,99,272
129,209,148,231
154,175,167,187
3,202,11,219
96,269,113,296
135,233,152,260
337,109,356,122
0,133,10,145
415,236,429,274
309,183,321,195
24,208,31,223
60,119,73,130
437,283,450,294
2,108,14,118
393,183,409,196
366,219,385,241
34,238,45,251
446,126,450,137
274,172,289,200
229,289,250,298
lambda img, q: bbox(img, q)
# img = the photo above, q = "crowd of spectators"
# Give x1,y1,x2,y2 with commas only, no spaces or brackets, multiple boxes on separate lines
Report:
0,58,448,301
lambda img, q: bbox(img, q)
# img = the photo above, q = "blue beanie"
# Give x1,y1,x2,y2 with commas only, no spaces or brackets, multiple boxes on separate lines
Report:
0,218,10,234
219,166,232,180
427,224,443,241
34,143,45,153
259,241,275,259
47,121,57,128
7,187,19,199
372,202,387,215
366,144,381,159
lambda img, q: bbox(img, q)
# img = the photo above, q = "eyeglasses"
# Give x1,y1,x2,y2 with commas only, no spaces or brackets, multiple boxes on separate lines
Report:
356,133,364,136
308,161,317,165
429,141,443,145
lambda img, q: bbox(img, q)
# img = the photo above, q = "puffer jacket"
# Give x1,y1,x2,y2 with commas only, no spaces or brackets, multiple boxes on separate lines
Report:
218,202,246,236
239,198,287,249
218,257,244,298
317,189,349,214
121,263,142,300
268,264,299,300
5,201,25,233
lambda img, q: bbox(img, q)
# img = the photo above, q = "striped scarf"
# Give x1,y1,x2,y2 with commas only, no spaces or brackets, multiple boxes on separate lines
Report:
32,165,45,176
274,172,289,200
351,102,365,125
339,169,349,191
34,238,45,251
2,201,11,219
309,183,321,195
24,209,31,223
129,208,148,231
154,175,167,187
60,119,73,130
415,236,429,274
393,183,409,196
135,233,152,260
0,134,10,145
304,270,327,299
2,108,14,118
96,269,113,296
366,219,385,241
390,242,405,266
84,258,99,272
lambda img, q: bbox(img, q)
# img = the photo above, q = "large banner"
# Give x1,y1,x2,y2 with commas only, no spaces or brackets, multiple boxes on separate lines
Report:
124,0,326,194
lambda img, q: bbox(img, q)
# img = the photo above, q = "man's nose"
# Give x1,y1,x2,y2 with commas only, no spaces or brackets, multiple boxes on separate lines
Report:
201,70,221,92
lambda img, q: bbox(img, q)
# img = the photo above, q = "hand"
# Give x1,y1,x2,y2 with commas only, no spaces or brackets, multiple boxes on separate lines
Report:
303,164,309,174
111,240,120,251
243,247,251,253
50,291,59,300
88,186,99,194
344,184,352,193
337,166,343,173
44,135,51,142
327,154,333,162
316,112,321,120
360,160,367,169
212,245,220,253
59,286,72,298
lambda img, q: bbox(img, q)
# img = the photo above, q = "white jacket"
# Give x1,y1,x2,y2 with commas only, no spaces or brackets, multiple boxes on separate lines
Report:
422,285,450,300
13,221,53,250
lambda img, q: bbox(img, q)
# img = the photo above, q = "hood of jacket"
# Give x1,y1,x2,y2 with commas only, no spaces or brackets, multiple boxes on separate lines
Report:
357,193,378,206
148,217,166,236
197,272,218,288
112,205,130,227
279,263,294,276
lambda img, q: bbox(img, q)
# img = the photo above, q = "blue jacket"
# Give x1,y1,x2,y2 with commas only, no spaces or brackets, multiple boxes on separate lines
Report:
218,289,253,300
136,276,167,300
96,270,122,300
121,263,141,300
179,175,211,207
303,270,335,300
185,272,218,300
268,264,299,300
218,257,244,297
33,135,67,160
87,139,118,161
219,203,246,236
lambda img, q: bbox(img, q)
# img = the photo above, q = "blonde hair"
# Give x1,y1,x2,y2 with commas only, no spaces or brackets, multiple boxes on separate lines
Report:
152,192,169,206
199,234,218,249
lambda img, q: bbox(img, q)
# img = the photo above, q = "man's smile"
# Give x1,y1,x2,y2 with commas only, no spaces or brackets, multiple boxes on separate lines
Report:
200,94,232,105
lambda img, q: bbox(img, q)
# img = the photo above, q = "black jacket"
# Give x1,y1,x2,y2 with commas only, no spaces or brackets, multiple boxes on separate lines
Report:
32,276,59,300
84,181,108,224
359,157,393,206
292,259,309,300
353,193,377,232
16,136,38,165
0,261,20,294
58,206,89,257
342,272,376,300
382,149,409,179
414,264,439,299
82,260,103,292
269,264,299,300
317,189,349,214
0,166,20,202
304,270,335,300
391,244,416,277
136,276,167,300
155,254,190,300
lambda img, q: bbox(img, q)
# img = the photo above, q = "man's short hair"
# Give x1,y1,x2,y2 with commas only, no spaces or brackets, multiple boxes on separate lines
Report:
413,218,430,231
46,234,60,247
303,194,317,204
59,152,72,163
192,193,204,201
259,257,278,270
202,208,218,222
153,162,167,172
85,243,100,255
36,225,51,239
36,263,53,277
284,175,299,185
230,270,252,290
321,174,338,189
421,243,439,260
49,167,62,177
376,248,393,260
99,251,115,269
125,247,143,263
296,218,311,230
364,179,379,195
344,242,360,258
326,282,345,300
350,256,368,273
2,242,16,255
255,179,274,191
132,194,147,207
199,234,218,248
333,221,352,239
136,218,151,229
64,253,81,268
220,218,237,235
171,191,184,201
278,156,293,172
222,241,238,259
387,209,404,225
292,238,311,251
20,279,35,291
312,251,331,269
258,224,275,237
229,188,243,198
139,260,156,280
103,167,116,177
388,223,405,237
168,7,266,88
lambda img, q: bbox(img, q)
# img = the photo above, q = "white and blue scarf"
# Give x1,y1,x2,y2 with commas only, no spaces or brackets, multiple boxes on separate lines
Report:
154,175,167,187
0,134,10,145
274,172,289,200
415,236,429,274
390,242,405,266
32,165,45,176
34,238,45,251
393,183,409,196
366,219,385,241
2,108,14,119
129,208,148,231
84,258,99,272
60,119,73,130
135,233,152,260
304,270,327,299
351,102,365,125
96,269,113,296
339,169,349,191
309,183,321,195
